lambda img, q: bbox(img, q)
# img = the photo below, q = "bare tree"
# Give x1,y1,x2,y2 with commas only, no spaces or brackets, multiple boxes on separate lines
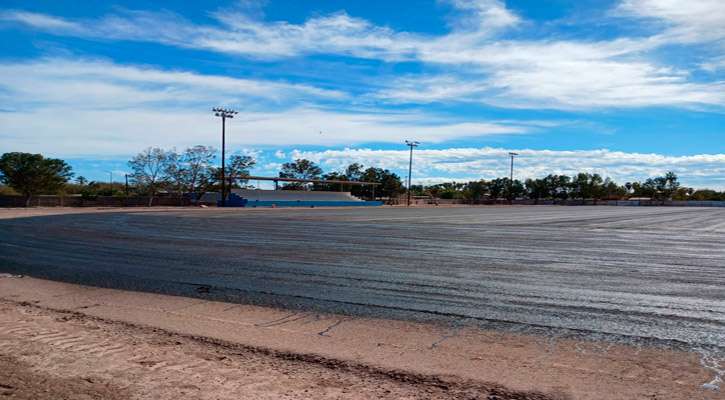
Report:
176,145,217,205
128,147,175,206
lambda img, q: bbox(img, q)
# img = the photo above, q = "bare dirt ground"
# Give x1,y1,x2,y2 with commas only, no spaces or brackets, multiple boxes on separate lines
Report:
1,275,722,400
0,298,521,400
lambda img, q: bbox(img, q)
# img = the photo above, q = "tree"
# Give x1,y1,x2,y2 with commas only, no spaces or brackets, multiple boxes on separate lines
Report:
427,185,442,199
313,171,349,191
503,179,525,202
601,178,627,200
364,167,404,202
569,173,604,203
0,152,74,207
345,163,365,182
76,176,88,186
173,145,217,205
525,178,550,204
488,178,509,201
543,174,570,200
466,180,488,203
128,147,175,206
279,159,322,190
225,155,256,188
438,188,459,199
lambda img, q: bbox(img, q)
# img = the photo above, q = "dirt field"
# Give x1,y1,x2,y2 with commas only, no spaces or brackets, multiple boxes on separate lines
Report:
1,206,724,399
1,295,523,400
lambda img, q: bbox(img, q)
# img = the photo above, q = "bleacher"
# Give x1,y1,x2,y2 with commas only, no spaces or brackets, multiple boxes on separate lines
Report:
216,189,382,207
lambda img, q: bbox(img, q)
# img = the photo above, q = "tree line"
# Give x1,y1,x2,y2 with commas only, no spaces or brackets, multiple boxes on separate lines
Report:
414,172,725,203
2,150,724,206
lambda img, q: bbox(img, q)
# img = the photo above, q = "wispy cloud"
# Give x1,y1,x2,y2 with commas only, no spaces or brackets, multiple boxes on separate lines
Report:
4,1,722,110
616,0,725,44
0,58,345,112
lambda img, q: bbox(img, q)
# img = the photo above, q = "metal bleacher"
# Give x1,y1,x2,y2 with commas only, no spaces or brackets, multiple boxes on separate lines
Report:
218,189,382,207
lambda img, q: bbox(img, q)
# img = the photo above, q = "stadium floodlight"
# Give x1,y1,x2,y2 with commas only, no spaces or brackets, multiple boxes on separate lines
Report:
405,140,420,206
213,108,238,207
508,152,518,204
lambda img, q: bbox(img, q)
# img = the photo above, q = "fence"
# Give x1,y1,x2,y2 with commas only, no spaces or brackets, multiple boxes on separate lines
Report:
0,195,197,207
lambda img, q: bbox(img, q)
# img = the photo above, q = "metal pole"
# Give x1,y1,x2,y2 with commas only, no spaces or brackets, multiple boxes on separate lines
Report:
104,171,113,192
221,115,226,207
508,152,518,204
125,174,129,196
214,108,237,208
405,141,419,206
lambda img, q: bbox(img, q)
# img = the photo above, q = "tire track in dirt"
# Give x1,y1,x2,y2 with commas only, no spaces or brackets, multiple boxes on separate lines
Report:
0,301,553,400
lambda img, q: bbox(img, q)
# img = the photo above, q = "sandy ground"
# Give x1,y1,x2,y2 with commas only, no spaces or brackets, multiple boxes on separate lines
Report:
1,275,722,400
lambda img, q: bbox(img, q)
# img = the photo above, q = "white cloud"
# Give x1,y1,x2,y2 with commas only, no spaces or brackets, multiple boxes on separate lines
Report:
0,10,83,31
0,58,344,111
3,5,724,110
701,56,725,73
274,150,287,159
442,0,521,32
288,147,725,189
0,105,530,159
617,0,725,43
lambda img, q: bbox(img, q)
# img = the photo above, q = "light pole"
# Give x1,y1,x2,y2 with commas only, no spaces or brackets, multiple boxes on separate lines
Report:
405,140,419,206
104,170,113,192
508,152,518,204
125,174,129,196
213,108,238,207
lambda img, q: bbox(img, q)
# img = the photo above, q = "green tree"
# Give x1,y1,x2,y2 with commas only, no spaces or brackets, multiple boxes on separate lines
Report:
0,152,74,207
466,180,488,203
345,163,365,182
279,159,323,190
503,179,525,202
569,173,604,203
438,188,459,199
354,167,404,202
601,178,627,200
427,185,442,199
312,171,349,191
128,147,175,206
543,174,570,200
525,178,550,204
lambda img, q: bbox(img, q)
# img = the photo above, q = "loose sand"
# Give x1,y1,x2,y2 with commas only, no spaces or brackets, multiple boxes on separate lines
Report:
0,275,721,400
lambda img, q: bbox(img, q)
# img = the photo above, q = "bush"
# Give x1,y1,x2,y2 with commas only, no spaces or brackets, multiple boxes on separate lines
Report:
113,190,127,201
81,190,98,201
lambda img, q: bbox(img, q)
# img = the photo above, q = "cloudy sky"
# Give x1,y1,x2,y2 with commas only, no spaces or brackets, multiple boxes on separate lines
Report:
1,0,724,189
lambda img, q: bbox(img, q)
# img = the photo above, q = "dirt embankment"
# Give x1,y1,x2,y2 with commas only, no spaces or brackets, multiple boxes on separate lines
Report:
1,276,722,400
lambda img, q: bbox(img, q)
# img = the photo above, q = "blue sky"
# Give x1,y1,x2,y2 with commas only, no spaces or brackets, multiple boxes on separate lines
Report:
1,0,724,189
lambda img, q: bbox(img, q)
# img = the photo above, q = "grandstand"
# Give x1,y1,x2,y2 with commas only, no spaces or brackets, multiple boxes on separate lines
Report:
212,189,382,207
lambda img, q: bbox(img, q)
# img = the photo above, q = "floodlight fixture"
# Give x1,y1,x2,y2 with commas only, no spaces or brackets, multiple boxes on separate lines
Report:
214,108,238,207
405,141,420,206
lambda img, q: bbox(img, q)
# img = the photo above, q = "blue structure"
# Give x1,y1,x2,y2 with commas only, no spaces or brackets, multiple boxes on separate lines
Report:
216,189,382,208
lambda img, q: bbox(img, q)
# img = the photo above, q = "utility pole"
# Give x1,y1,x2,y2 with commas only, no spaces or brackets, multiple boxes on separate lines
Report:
104,171,113,192
405,141,419,206
508,152,518,204
213,108,238,207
